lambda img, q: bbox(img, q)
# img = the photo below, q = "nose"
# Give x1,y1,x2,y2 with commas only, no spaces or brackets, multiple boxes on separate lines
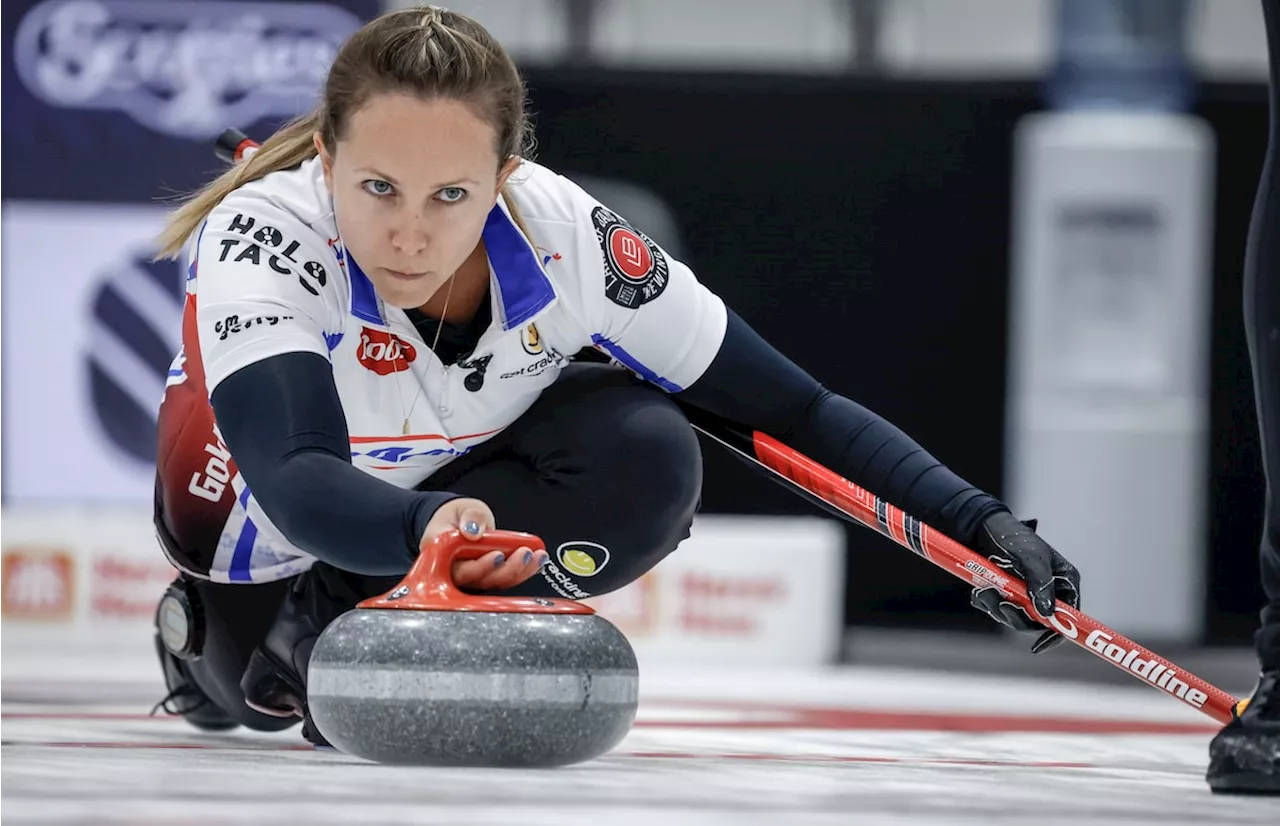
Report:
389,208,429,258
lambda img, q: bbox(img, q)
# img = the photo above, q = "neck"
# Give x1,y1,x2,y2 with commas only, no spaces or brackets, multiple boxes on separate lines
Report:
417,241,489,323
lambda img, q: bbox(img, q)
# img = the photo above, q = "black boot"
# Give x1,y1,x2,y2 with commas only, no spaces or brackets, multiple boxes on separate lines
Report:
239,578,324,743
240,563,397,748
150,632,239,731
1207,670,1280,795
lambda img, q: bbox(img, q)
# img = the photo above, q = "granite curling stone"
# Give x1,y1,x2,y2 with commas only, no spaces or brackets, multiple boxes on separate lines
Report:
306,530,639,767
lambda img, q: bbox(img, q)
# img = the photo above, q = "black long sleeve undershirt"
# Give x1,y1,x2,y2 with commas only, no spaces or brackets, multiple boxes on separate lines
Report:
210,352,460,575
678,309,1007,544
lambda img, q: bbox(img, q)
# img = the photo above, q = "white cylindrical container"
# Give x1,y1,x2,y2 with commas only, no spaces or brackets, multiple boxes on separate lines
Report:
1006,111,1215,642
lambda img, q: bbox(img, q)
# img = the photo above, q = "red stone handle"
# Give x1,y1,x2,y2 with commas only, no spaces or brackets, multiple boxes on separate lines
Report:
358,529,593,614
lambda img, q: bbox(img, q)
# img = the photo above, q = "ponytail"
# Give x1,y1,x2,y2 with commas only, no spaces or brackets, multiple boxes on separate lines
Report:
500,185,537,248
154,111,323,260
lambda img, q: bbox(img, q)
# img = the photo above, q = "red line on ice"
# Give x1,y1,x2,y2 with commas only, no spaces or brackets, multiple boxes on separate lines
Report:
6,741,1098,767
1,704,1219,735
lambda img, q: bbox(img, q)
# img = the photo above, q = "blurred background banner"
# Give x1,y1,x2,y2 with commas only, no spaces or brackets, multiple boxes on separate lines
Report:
2,0,379,198
1,1,1273,664
4,201,183,502
1,0,381,501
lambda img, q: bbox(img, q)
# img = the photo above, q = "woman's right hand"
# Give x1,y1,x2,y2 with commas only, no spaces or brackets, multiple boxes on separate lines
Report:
421,497,548,592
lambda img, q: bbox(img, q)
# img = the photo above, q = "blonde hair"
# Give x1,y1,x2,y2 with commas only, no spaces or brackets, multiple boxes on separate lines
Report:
156,5,535,259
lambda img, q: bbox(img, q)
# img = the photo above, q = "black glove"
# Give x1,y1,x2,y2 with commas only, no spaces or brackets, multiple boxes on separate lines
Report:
969,510,1081,654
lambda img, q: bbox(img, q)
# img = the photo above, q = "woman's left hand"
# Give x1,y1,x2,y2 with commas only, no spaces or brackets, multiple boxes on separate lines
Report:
968,511,1082,653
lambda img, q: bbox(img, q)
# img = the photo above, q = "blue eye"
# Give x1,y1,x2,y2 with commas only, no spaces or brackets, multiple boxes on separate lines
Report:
362,179,394,197
438,187,467,203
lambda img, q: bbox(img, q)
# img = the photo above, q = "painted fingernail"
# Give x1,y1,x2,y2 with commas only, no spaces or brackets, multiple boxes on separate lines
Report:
493,553,505,568
536,552,550,567
523,549,534,565
462,521,480,535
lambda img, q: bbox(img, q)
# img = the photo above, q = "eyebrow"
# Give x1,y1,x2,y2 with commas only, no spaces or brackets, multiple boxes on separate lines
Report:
355,168,479,188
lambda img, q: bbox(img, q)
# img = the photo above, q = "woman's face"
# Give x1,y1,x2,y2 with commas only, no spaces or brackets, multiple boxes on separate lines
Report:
317,93,517,309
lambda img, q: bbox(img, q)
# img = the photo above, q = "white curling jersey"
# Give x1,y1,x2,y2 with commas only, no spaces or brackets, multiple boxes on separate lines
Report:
155,157,728,583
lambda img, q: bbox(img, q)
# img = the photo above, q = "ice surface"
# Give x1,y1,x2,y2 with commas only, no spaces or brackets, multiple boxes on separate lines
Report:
3,644,1276,825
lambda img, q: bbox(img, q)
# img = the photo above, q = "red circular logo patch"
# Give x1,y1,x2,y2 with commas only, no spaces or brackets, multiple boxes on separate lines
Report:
608,227,653,282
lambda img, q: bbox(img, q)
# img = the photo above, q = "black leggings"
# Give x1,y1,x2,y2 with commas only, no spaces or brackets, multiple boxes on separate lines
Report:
421,363,702,598
181,363,703,727
1251,0,1280,669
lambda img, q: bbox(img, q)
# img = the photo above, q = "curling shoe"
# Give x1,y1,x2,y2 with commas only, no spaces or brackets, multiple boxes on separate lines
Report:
240,569,357,748
1207,669,1280,795
150,632,239,731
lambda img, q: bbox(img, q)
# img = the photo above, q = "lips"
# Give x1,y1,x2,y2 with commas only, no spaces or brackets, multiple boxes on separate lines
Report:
384,268,427,281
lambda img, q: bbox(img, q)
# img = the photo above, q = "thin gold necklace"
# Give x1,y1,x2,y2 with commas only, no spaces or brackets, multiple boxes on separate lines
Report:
395,274,456,435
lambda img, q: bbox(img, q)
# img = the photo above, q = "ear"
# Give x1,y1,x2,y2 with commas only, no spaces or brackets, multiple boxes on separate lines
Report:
314,132,334,192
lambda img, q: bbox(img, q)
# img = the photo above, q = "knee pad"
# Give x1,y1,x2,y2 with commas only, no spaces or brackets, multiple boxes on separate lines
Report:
155,577,205,660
